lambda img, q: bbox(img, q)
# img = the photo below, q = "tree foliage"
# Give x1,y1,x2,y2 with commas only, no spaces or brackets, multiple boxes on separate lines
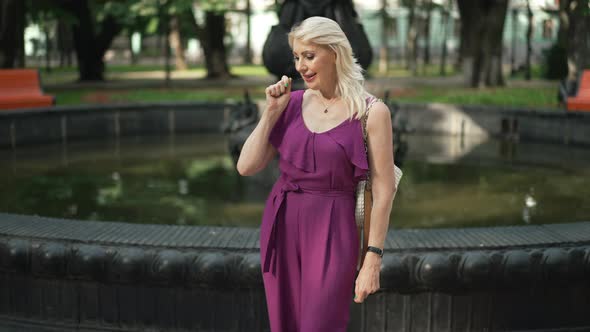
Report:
19,0,241,80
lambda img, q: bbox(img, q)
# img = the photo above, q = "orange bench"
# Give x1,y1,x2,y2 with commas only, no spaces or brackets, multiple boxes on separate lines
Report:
0,69,55,110
567,70,590,112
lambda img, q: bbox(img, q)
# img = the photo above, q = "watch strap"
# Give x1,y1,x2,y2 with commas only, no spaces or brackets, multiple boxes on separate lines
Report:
367,246,384,257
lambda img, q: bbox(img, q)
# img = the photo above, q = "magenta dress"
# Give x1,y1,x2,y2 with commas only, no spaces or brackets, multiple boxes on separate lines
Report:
260,89,368,331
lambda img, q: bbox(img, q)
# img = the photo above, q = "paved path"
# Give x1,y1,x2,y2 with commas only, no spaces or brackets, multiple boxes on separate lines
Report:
45,72,557,92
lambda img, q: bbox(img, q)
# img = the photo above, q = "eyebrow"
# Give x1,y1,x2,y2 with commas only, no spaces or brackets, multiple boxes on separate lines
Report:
292,50,315,56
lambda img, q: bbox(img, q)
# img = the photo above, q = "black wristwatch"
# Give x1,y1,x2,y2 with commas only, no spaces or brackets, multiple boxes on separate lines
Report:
367,246,384,258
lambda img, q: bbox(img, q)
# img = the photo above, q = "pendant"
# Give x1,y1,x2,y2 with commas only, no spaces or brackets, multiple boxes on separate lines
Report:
324,109,328,113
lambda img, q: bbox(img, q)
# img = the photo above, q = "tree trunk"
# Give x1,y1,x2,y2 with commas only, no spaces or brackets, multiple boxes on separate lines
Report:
457,0,509,87
0,0,25,68
57,18,73,67
202,11,231,79
439,6,449,76
559,0,590,83
184,6,231,79
60,0,122,81
454,14,463,72
169,16,187,71
164,17,171,85
525,0,533,80
405,4,418,75
128,31,137,65
379,0,389,74
44,25,52,73
584,11,590,70
244,0,252,64
510,8,517,75
559,0,575,81
423,1,432,69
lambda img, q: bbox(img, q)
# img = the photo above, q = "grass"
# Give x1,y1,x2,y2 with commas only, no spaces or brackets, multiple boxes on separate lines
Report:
48,84,559,109
229,65,269,76
391,86,559,109
38,63,560,109
368,63,458,78
506,64,548,81
37,64,269,83
48,87,267,106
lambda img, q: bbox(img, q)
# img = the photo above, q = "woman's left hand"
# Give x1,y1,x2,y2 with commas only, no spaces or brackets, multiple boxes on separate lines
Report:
354,253,381,303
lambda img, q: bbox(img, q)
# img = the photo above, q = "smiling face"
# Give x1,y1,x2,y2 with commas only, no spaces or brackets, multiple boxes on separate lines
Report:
292,39,337,93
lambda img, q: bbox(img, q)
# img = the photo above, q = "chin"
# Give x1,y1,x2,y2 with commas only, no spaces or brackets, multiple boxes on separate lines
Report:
305,81,319,90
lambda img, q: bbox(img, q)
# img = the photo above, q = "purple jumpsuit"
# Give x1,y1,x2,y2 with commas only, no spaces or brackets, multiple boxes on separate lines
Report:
260,90,368,332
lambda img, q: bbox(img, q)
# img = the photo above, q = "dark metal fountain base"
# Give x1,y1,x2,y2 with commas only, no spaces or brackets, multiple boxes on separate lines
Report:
1,213,589,331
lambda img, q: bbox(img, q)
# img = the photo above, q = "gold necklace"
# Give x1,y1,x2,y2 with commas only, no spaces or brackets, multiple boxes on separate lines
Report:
319,95,339,114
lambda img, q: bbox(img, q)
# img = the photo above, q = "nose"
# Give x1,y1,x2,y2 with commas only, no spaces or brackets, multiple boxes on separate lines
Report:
295,59,306,73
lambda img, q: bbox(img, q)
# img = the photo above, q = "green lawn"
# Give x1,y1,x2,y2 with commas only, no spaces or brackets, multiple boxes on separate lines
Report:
37,64,270,85
48,87,267,105
39,63,560,109
48,84,560,109
368,63,458,78
392,86,559,109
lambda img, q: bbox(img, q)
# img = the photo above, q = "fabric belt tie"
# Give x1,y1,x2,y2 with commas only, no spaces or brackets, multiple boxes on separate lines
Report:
261,178,353,276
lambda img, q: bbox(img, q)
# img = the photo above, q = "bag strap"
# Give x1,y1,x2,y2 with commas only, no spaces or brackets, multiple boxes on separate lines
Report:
361,97,381,187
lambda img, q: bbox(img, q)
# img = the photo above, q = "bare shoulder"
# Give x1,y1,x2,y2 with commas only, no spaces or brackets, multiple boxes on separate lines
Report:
367,101,392,133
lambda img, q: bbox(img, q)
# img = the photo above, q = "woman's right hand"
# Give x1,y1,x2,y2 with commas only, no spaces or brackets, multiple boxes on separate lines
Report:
264,75,292,122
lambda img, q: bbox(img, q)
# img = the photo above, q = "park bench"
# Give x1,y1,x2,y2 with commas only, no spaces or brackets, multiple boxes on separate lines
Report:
0,69,55,110
565,70,590,112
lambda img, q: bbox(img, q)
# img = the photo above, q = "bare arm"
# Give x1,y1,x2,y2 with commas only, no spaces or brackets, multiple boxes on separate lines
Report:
236,112,278,176
355,101,396,303
236,76,292,176
364,101,396,254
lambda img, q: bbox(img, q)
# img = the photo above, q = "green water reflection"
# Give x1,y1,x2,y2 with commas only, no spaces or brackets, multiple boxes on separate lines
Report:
1,134,589,228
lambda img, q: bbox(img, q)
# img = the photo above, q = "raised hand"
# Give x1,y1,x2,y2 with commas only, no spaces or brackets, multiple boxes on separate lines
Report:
264,75,292,122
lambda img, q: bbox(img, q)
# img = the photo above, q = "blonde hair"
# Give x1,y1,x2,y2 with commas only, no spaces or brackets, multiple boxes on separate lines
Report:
288,16,369,119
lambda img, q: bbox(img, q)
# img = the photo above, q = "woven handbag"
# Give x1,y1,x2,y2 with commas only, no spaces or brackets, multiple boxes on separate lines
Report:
355,97,403,270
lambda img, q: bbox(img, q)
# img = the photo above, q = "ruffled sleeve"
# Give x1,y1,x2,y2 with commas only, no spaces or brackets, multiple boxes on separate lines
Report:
326,120,369,182
267,90,317,173
268,90,303,149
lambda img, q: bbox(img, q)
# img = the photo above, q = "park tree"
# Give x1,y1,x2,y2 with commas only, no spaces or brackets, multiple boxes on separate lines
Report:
438,0,452,76
402,0,419,75
125,0,235,79
525,0,533,80
37,0,235,81
378,0,392,74
401,0,442,76
53,0,126,81
457,0,509,87
422,0,433,69
0,0,26,68
187,0,234,79
558,0,590,82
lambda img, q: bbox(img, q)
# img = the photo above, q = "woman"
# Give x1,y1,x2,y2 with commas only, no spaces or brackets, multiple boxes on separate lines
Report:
237,16,396,332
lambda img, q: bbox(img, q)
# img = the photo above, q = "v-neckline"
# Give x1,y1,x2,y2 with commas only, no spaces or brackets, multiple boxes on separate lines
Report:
299,90,351,135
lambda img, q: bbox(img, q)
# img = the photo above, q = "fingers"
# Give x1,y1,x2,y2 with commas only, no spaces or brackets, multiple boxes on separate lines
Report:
265,84,280,98
354,292,365,303
354,276,379,303
266,76,292,98
265,84,279,98
280,75,292,94
354,278,366,303
286,76,292,93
